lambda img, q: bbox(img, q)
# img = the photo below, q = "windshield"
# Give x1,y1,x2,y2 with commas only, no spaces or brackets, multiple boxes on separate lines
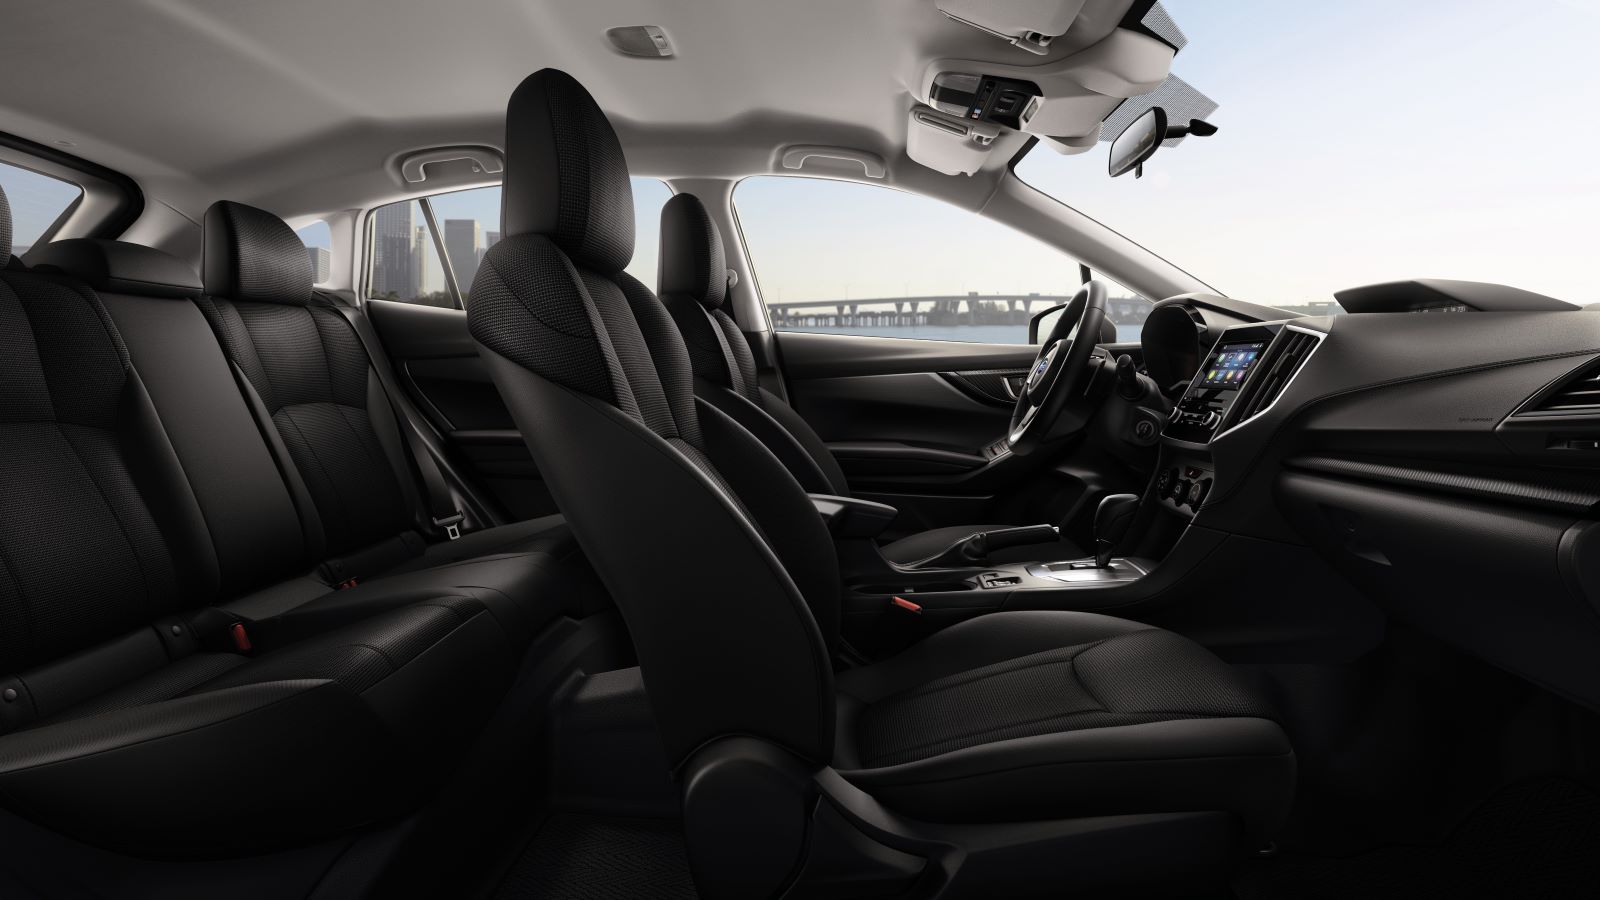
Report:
1013,0,1600,307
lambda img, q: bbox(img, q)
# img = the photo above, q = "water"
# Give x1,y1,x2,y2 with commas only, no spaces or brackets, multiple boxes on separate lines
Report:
778,324,1144,344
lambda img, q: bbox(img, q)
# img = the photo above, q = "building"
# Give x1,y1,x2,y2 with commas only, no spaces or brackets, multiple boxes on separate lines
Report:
444,219,481,292
372,202,415,298
412,226,431,298
306,247,330,283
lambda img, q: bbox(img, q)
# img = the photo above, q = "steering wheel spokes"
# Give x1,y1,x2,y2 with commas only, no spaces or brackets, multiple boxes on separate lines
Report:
1007,280,1110,455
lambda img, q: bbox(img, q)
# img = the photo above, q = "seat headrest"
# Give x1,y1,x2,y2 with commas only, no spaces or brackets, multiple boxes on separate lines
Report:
202,200,313,305
31,239,202,299
502,69,634,273
659,193,731,310
0,183,12,265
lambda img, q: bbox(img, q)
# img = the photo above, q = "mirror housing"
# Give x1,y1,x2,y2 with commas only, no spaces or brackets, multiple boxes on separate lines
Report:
1109,107,1218,178
1029,303,1069,344
1108,108,1166,178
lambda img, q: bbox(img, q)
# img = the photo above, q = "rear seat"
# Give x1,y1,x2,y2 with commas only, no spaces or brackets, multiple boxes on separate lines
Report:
195,199,570,582
0,186,600,856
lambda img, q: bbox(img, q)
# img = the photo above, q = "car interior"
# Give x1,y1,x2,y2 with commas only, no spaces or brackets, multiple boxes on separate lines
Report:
2,1,1599,898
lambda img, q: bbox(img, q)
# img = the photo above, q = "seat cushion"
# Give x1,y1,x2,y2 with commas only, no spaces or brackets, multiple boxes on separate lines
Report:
878,523,1084,565
0,595,515,856
834,611,1294,837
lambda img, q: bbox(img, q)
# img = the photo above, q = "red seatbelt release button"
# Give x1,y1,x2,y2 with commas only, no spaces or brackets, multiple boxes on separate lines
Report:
230,622,253,654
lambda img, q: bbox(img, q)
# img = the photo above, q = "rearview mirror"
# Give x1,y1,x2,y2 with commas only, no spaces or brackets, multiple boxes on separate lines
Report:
1109,107,1218,178
1029,303,1068,344
1108,108,1166,178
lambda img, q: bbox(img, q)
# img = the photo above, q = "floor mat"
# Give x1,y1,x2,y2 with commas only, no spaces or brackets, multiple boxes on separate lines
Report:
1235,778,1600,900
495,813,698,899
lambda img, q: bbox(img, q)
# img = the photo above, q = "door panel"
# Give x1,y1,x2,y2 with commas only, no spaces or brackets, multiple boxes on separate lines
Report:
367,299,558,521
778,331,1034,459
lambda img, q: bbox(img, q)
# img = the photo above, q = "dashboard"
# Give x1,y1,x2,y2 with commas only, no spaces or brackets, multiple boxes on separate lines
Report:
1130,286,1600,715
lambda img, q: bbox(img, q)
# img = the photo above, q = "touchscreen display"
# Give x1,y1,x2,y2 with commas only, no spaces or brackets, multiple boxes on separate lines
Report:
1201,341,1266,389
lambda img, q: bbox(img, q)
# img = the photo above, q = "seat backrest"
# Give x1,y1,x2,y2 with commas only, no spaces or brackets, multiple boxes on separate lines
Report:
0,186,215,675
197,202,426,562
31,237,316,597
657,193,851,496
468,69,840,767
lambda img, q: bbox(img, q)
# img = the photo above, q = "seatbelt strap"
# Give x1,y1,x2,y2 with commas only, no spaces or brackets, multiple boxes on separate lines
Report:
323,296,464,540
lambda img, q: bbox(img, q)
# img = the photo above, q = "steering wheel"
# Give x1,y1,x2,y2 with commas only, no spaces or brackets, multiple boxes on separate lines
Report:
1007,280,1109,455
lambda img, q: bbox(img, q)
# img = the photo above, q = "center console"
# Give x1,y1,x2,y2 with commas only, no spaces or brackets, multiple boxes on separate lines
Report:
1156,322,1324,515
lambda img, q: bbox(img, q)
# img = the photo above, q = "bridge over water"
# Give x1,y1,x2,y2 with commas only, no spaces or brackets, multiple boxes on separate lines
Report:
764,293,1150,329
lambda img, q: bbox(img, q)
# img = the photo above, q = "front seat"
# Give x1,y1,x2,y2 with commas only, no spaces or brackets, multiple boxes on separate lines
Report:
468,68,1294,899
655,191,1084,565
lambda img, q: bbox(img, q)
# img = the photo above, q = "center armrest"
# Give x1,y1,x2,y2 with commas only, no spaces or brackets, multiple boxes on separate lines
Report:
809,493,899,540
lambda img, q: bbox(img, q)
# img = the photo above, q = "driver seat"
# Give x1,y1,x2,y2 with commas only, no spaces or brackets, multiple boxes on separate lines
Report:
468,68,1294,898
656,192,1083,564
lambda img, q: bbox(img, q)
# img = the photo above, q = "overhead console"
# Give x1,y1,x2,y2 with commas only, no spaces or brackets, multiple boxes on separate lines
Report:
908,0,1186,175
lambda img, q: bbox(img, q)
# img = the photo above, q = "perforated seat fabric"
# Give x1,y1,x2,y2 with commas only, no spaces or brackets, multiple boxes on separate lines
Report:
834,611,1294,828
467,68,1294,843
655,193,1084,563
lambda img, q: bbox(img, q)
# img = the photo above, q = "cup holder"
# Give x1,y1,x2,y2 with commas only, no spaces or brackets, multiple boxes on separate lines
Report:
854,581,973,595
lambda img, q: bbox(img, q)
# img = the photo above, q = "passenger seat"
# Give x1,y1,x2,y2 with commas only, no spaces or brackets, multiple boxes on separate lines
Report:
656,192,1085,564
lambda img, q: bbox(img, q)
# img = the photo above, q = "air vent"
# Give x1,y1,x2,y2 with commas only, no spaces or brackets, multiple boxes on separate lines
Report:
1224,329,1323,428
1521,361,1600,415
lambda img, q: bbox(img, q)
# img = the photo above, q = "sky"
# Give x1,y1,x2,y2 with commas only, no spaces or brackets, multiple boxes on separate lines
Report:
11,0,1600,306
1018,0,1600,305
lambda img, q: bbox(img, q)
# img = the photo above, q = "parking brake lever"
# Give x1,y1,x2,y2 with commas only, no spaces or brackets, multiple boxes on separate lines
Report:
906,524,1060,569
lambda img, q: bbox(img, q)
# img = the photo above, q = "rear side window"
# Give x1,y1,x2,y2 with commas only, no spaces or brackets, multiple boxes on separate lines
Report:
367,178,672,308
1,160,82,257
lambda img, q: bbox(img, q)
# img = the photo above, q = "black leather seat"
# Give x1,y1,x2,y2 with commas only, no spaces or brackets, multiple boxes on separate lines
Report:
195,200,578,581
30,234,606,645
0,189,541,857
656,191,1084,564
467,69,1294,897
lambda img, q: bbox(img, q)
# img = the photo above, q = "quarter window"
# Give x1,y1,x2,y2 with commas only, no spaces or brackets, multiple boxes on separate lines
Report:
1,160,82,258
295,220,332,285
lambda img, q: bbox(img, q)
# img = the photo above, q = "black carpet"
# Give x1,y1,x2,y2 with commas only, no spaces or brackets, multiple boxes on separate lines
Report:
495,814,698,899
1236,778,1600,900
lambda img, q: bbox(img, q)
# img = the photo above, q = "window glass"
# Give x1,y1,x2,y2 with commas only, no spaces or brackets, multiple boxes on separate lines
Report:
295,220,332,285
1011,0,1600,307
733,176,1146,344
369,178,671,308
1,160,82,257
369,200,452,307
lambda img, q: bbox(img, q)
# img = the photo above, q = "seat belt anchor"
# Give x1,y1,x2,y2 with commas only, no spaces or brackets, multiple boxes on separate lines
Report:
434,512,465,541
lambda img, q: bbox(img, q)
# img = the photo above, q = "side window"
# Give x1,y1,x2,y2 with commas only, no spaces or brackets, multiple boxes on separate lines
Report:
367,178,671,308
295,220,332,285
733,176,1148,344
1,160,83,258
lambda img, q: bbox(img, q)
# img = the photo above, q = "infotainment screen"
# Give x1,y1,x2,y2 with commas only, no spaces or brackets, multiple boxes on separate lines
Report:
1200,341,1266,390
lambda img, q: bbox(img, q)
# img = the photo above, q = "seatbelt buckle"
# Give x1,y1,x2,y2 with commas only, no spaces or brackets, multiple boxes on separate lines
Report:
433,512,464,541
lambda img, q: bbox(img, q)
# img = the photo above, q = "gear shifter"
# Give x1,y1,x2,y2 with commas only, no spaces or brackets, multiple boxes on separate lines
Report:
1092,493,1141,568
